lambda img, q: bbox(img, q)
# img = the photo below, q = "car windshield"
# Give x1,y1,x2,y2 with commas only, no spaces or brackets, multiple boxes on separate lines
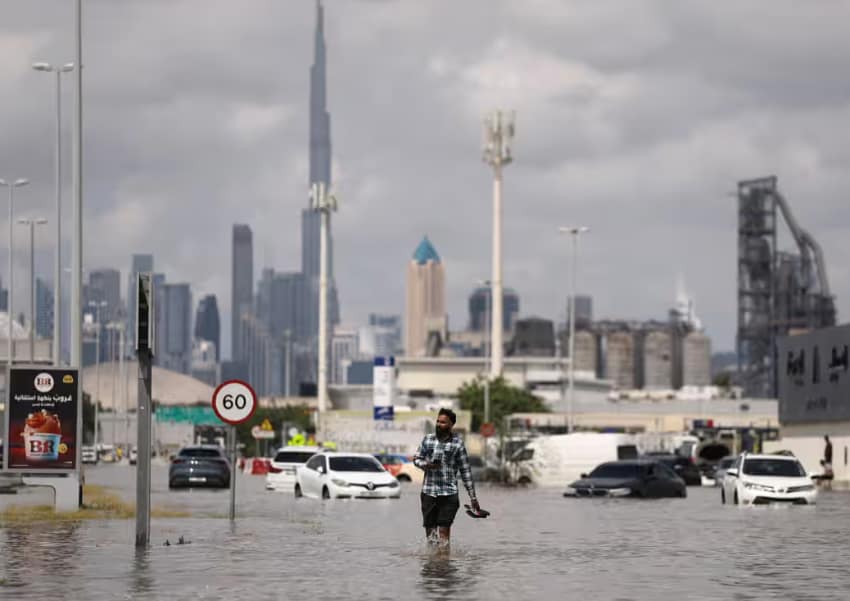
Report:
179,448,223,458
743,458,806,477
329,456,384,472
588,463,642,479
273,451,315,464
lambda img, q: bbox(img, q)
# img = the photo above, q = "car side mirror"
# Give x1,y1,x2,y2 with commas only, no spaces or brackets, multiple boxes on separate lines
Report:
726,469,738,477
580,473,588,479
317,466,325,474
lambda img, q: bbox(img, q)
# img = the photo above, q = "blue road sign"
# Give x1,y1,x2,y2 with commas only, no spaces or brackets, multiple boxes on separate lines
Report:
373,406,394,421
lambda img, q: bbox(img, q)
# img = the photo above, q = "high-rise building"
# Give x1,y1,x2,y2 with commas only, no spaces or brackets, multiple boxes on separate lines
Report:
231,224,253,361
89,268,121,321
405,237,446,357
35,278,54,339
194,294,221,361
159,283,192,374
567,295,593,329
300,0,340,367
191,338,218,387
469,287,519,332
0,276,7,312
127,254,153,351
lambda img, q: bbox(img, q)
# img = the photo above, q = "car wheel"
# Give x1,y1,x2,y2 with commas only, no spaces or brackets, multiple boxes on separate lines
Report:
679,488,687,498
397,474,411,483
734,490,739,505
322,486,331,500
294,483,303,498
518,476,532,486
721,489,726,504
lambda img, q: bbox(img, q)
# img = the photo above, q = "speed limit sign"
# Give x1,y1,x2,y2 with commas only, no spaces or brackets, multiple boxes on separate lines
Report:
211,380,257,425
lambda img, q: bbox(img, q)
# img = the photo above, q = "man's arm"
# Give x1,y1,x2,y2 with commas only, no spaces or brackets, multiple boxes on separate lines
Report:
413,437,432,470
457,442,479,507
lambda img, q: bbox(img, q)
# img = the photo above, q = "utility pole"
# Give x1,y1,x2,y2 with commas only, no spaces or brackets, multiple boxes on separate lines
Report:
310,182,337,413
559,226,590,433
482,111,515,378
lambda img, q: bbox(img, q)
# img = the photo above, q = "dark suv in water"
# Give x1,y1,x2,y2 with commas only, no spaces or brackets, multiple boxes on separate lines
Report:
169,445,231,489
642,452,702,486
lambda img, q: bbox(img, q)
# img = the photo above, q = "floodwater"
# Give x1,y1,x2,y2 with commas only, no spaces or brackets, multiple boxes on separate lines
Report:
1,464,848,600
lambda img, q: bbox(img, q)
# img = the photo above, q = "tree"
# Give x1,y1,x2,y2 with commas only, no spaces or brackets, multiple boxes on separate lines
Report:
457,376,549,433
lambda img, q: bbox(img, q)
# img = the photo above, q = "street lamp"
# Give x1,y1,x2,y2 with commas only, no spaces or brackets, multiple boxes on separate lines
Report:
88,300,107,450
2,178,30,366
559,226,590,433
18,217,49,363
310,182,337,413
482,110,515,378
33,62,74,365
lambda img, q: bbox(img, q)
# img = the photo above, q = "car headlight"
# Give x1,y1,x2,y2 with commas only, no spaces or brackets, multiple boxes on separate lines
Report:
563,486,577,496
388,480,399,488
608,488,632,497
331,478,349,487
743,482,774,492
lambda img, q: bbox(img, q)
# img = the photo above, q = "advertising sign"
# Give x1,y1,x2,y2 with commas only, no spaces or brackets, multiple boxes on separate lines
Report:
373,356,395,421
3,367,80,472
777,324,850,424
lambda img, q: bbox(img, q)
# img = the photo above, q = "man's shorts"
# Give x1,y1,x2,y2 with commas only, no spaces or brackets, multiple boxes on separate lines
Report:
421,493,460,528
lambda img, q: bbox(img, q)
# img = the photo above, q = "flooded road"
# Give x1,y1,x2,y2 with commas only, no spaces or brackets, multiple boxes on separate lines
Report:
1,464,848,600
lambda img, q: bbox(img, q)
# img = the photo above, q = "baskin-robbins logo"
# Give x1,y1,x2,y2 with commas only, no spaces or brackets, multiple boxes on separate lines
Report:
34,372,55,393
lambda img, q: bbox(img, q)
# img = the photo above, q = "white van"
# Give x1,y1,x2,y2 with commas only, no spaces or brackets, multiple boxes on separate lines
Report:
506,433,638,487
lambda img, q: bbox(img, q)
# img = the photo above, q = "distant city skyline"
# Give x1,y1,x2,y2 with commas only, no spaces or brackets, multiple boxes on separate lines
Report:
2,1,848,355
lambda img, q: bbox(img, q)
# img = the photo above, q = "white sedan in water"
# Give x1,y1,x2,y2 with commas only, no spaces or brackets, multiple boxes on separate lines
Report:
295,452,400,500
722,453,817,506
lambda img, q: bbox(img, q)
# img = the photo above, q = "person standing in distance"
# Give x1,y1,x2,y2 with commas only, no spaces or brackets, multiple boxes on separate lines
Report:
414,408,480,548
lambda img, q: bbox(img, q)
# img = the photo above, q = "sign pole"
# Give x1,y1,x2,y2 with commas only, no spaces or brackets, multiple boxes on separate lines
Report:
134,272,155,548
211,379,256,525
229,425,237,521
135,350,152,547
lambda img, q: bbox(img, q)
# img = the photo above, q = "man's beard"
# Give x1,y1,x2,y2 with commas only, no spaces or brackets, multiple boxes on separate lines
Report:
436,425,451,438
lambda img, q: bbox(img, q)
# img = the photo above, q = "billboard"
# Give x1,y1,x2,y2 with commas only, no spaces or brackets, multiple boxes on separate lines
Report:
373,356,395,421
3,367,81,472
777,324,850,425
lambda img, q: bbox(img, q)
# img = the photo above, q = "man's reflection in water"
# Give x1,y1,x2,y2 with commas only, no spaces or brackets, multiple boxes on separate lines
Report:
420,552,463,599
2,521,80,588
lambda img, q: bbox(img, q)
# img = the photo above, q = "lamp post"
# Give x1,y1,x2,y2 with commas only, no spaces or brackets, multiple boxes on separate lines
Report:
32,61,74,365
284,329,292,397
88,300,107,450
71,0,83,369
482,111,514,378
310,182,337,413
1,178,29,366
559,226,590,433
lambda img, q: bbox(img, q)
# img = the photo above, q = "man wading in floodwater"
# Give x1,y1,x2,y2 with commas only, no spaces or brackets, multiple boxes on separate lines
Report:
414,408,480,549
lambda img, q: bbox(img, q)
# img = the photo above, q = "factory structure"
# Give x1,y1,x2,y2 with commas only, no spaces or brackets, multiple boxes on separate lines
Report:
736,176,836,398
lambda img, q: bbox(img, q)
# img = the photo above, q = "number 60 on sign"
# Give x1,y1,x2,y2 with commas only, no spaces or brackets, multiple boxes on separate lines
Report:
212,380,257,425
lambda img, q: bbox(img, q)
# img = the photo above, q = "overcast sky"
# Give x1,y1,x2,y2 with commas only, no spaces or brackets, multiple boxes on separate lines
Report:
1,0,849,358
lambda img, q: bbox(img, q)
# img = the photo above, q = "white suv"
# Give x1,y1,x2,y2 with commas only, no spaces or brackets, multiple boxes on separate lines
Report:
265,446,323,492
722,453,817,506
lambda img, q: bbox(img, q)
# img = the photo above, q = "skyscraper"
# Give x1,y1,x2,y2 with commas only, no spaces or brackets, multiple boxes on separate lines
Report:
159,283,192,374
194,294,221,361
301,0,340,365
89,268,121,321
36,278,54,339
127,254,153,350
405,237,446,357
231,224,253,361
469,287,519,332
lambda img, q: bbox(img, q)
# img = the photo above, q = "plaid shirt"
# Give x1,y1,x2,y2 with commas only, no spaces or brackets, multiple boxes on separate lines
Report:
414,432,477,499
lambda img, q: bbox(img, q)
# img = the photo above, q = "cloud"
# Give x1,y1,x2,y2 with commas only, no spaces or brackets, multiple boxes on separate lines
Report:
1,0,849,358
